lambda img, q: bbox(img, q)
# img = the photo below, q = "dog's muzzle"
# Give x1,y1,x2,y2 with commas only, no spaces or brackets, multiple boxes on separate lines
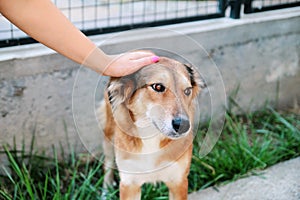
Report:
172,116,190,135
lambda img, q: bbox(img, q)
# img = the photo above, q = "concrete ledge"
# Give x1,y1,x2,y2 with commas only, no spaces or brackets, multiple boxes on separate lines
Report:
189,157,300,200
0,7,299,155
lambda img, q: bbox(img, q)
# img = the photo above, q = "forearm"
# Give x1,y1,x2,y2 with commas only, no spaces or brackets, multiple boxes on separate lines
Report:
0,0,109,73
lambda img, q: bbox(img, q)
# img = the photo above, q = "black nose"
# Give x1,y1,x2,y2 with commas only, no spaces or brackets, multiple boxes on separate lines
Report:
172,117,190,134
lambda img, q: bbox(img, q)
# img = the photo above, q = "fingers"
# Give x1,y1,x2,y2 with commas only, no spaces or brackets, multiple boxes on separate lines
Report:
128,51,155,60
129,51,159,65
128,51,160,65
104,52,160,77
119,52,160,75
133,55,160,67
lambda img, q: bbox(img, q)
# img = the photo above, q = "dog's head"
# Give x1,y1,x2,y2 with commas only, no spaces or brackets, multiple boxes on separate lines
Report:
107,57,205,139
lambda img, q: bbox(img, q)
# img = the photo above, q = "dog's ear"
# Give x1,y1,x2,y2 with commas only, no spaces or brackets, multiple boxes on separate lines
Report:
184,64,206,97
107,76,136,110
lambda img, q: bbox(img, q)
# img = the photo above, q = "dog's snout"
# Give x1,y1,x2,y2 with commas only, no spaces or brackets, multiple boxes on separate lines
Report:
172,117,190,134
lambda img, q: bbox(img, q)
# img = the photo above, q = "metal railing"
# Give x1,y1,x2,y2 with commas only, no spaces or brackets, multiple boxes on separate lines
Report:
229,0,300,18
0,0,299,47
0,0,225,47
245,0,300,13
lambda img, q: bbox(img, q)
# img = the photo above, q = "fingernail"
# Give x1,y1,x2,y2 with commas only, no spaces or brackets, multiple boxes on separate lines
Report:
151,56,160,63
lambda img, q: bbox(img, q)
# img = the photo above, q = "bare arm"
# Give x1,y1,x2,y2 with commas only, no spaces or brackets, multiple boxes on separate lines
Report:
0,0,158,76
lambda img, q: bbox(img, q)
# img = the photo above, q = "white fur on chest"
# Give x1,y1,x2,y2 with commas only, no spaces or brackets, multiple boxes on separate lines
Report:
116,127,186,186
116,130,164,173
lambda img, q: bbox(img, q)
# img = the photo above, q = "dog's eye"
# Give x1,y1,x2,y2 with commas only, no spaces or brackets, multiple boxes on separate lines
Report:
184,87,192,96
151,83,166,93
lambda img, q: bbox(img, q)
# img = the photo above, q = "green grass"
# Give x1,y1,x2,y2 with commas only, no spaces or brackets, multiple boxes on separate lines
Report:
0,107,299,200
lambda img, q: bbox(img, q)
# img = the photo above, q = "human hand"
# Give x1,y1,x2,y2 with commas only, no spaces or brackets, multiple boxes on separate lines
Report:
103,51,160,77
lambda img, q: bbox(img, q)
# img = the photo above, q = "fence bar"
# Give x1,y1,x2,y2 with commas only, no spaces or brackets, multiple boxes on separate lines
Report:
219,0,228,17
229,0,242,19
244,0,253,14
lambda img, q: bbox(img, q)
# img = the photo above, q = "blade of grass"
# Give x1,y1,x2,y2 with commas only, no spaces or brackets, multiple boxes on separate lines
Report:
1,165,16,185
73,160,103,199
200,174,225,190
3,146,23,183
240,146,267,168
54,151,61,200
20,163,35,200
269,107,298,134
0,190,12,200
42,172,49,200
3,145,36,200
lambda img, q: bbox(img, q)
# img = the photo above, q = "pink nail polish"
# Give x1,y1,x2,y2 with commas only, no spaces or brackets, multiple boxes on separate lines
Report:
151,56,159,63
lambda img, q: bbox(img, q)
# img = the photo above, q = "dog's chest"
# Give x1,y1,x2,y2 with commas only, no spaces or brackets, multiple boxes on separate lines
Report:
140,134,161,153
116,133,164,171
115,124,192,185
115,133,184,184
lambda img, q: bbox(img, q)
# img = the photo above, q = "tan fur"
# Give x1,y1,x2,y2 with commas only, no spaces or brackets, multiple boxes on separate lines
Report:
98,56,203,199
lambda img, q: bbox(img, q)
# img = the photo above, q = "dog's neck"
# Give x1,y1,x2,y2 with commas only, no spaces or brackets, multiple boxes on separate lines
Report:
135,125,167,154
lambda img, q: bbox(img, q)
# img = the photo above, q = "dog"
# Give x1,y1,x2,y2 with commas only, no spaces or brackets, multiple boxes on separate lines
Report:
98,56,204,200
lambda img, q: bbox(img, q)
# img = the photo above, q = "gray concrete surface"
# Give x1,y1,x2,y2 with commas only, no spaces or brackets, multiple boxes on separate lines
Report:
0,7,299,157
189,157,300,200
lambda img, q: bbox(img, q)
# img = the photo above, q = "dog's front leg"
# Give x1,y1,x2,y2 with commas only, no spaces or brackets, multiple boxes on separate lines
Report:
120,182,141,200
166,178,188,200
103,136,116,186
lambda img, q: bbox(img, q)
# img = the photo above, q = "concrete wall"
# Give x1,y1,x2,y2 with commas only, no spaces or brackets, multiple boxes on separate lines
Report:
0,7,299,157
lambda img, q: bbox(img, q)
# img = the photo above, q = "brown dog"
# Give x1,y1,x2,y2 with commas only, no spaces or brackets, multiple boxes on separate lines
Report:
98,56,204,200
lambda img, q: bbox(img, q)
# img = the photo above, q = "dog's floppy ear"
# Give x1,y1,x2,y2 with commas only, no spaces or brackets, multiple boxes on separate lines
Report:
184,64,206,97
107,76,136,110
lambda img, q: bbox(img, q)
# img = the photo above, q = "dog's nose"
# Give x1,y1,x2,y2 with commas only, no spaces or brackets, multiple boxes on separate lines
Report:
172,117,190,134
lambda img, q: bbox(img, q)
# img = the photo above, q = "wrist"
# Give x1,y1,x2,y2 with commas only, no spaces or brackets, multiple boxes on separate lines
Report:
82,48,112,75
